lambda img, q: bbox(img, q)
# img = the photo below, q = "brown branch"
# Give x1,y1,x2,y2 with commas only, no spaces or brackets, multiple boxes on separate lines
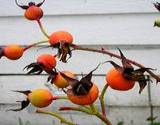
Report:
72,45,160,82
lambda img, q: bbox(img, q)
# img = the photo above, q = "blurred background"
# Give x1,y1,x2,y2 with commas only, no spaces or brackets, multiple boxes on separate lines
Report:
0,0,160,125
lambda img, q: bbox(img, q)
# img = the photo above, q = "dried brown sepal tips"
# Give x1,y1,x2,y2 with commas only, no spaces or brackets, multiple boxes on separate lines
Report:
15,0,45,9
107,48,152,93
61,64,100,95
8,90,31,111
153,2,160,11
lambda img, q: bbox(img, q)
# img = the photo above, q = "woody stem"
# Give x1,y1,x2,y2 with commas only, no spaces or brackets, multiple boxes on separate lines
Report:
72,45,160,82
37,20,50,39
36,109,77,125
99,84,109,116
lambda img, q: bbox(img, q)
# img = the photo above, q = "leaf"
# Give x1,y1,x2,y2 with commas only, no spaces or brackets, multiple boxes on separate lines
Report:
117,121,124,125
18,117,23,125
147,116,158,122
18,118,32,125
25,121,32,125
152,122,160,125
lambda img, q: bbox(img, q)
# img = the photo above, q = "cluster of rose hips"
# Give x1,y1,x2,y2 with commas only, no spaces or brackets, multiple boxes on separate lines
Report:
5,0,100,111
1,1,159,125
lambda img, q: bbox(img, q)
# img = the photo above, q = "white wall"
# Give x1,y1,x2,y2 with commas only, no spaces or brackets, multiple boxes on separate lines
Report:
0,0,160,125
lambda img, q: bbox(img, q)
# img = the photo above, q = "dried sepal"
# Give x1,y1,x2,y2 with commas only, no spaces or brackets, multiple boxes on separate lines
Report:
57,41,72,63
8,90,31,111
15,0,29,9
24,63,43,75
37,0,45,7
15,0,45,9
47,70,58,83
73,63,101,95
105,60,123,72
12,90,31,95
59,72,78,82
61,64,100,95
0,47,4,59
8,99,30,111
128,68,153,93
107,49,153,93
153,2,160,11
117,48,134,72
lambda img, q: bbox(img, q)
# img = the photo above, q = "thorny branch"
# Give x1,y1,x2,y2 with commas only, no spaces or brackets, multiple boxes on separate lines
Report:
71,45,160,82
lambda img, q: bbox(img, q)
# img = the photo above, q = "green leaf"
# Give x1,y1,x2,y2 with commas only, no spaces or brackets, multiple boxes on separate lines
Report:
18,117,23,125
152,122,160,125
147,116,158,122
117,121,124,125
25,121,32,125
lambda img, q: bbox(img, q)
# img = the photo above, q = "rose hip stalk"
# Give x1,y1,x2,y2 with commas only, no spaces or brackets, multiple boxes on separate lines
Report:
15,0,50,39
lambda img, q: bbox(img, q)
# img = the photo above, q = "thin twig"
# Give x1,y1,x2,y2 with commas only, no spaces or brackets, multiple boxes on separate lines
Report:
99,84,109,116
37,20,50,39
23,40,48,51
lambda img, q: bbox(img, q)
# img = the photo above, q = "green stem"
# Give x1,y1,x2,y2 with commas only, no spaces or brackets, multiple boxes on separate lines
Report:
53,96,69,100
99,84,109,116
36,109,77,125
37,20,50,39
59,106,92,114
23,40,48,51
89,104,98,114
59,106,112,125
96,112,112,125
